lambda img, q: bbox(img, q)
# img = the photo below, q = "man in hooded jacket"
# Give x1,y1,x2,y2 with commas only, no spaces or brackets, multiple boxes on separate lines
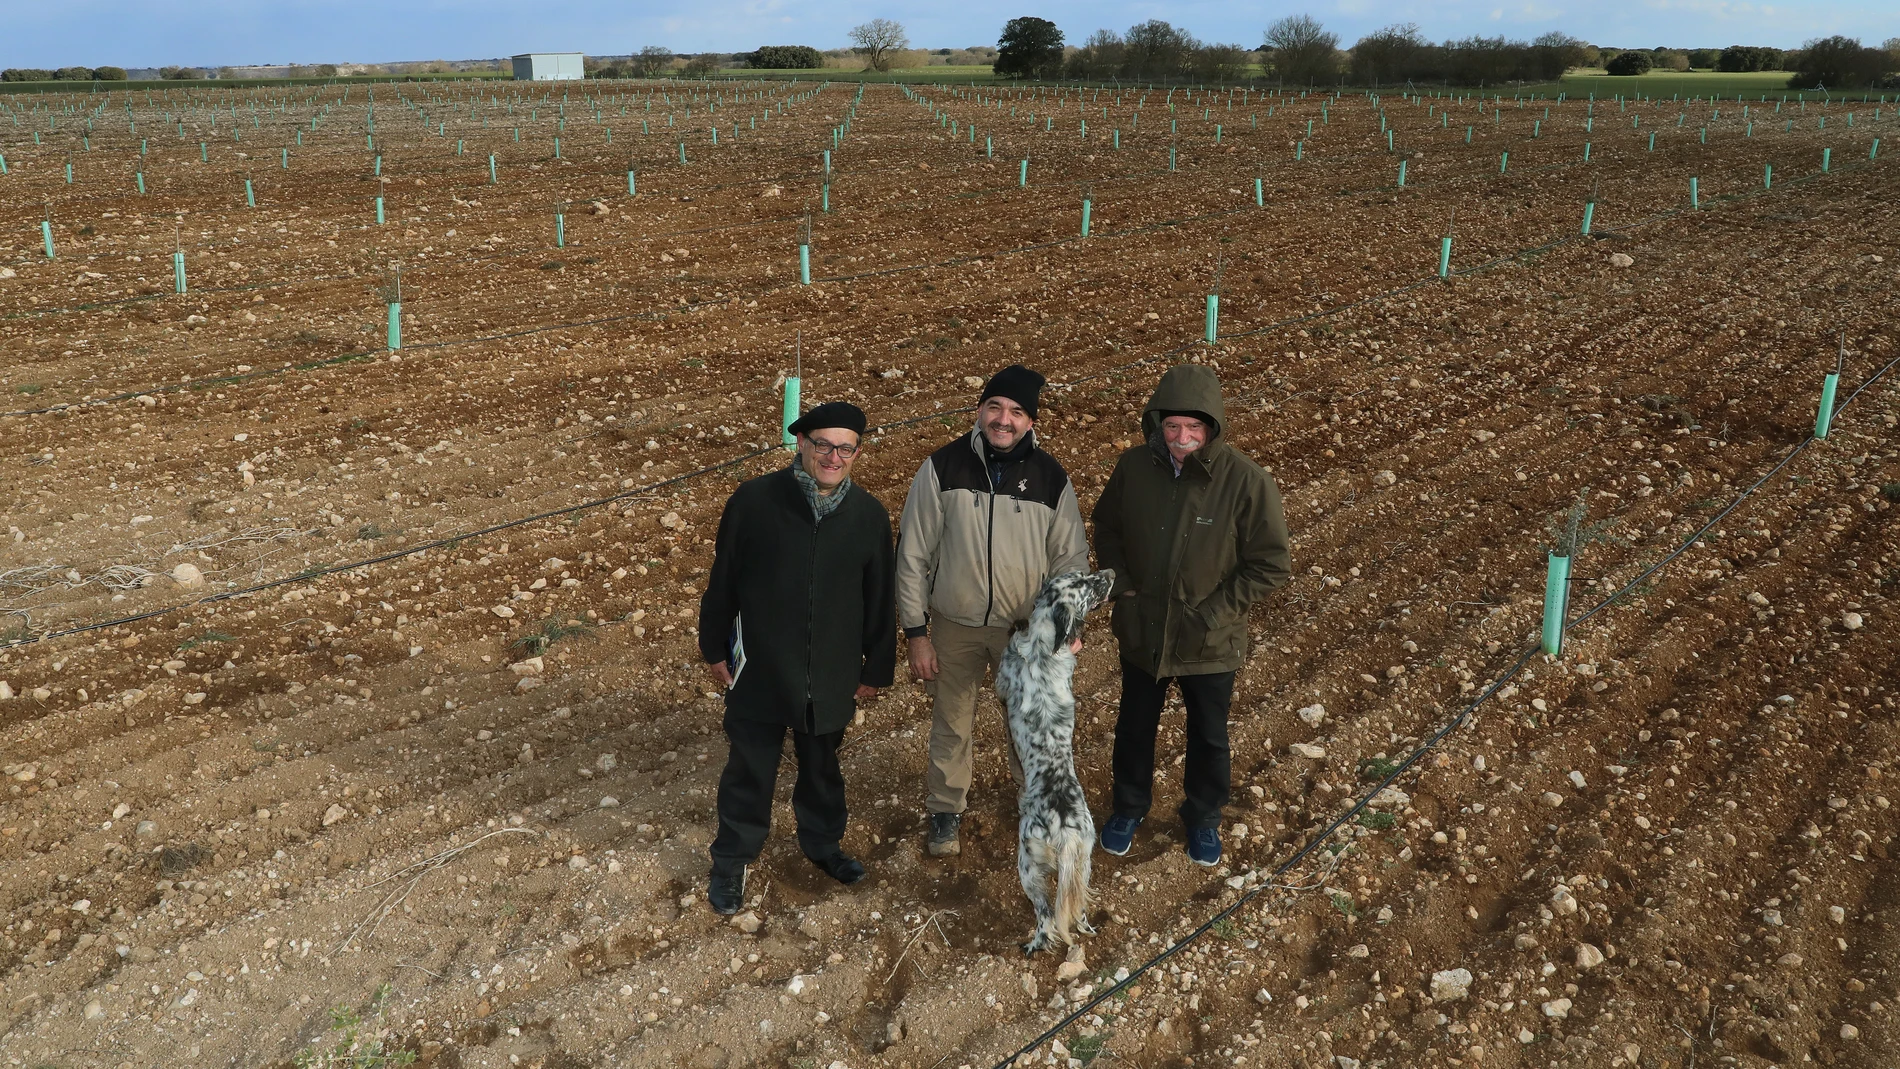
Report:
1092,364,1291,866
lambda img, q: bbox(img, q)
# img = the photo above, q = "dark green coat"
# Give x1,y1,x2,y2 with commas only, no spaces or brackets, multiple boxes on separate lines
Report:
698,466,897,734
1092,365,1292,677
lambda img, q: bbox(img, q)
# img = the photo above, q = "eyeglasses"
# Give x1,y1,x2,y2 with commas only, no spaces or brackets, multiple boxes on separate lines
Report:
806,438,860,459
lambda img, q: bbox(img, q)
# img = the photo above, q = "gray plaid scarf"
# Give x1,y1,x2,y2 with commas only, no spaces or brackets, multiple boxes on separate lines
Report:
791,461,852,521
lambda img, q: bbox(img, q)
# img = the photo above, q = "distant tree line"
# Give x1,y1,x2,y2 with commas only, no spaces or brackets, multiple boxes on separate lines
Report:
986,13,1900,89
1786,36,1899,89
2,66,129,81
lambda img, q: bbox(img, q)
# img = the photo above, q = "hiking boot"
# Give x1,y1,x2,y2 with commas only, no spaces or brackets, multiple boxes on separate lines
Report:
1099,814,1143,857
708,867,745,915
1186,826,1222,867
809,852,867,886
927,812,962,857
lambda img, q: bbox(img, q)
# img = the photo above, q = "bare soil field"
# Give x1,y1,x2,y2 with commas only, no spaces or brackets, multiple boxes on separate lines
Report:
1,77,1896,1069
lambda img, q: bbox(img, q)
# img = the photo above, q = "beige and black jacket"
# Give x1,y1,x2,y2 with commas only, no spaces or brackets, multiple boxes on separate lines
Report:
896,428,1090,636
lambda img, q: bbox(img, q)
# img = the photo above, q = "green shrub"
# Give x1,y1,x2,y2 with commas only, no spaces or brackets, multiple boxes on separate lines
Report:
1605,50,1653,75
1,69,53,82
745,45,823,69
94,66,127,80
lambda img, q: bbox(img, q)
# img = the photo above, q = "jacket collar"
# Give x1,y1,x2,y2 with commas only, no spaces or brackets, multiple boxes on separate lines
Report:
967,425,1038,463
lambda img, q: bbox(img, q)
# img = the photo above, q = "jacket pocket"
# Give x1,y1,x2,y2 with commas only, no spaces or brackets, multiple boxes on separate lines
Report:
1173,599,1211,658
1187,602,1243,661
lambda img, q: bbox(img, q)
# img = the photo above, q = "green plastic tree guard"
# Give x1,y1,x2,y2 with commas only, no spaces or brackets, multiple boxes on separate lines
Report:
1814,371,1840,438
173,251,186,294
555,214,565,248
375,197,385,225
1398,159,1407,186
1438,235,1452,278
245,179,254,207
1019,158,1028,187
1822,147,1831,172
42,220,54,259
1581,200,1595,235
489,155,497,184
1540,552,1571,656
1690,176,1698,207
1080,199,1091,237
1500,151,1508,172
136,172,145,194
799,244,810,285
1254,177,1263,205
627,170,636,195
387,302,401,351
1204,293,1218,343
782,378,801,445
1764,163,1772,189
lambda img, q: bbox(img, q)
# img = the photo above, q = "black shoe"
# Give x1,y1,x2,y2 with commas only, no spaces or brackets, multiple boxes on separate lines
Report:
708,867,745,915
809,852,867,886
927,812,962,857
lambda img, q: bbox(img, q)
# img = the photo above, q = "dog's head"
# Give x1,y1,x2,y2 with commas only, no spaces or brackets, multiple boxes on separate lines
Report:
1032,569,1116,649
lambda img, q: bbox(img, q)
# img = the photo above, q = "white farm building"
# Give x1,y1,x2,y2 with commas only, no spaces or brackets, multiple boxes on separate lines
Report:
511,53,584,81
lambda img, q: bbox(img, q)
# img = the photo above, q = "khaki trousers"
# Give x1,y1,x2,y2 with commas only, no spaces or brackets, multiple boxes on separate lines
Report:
924,617,1024,814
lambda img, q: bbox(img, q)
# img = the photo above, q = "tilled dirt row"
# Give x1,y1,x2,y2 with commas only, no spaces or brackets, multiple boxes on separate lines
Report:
0,81,1894,1069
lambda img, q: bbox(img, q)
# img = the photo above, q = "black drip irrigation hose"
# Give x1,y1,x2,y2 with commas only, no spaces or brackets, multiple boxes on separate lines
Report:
10,141,1867,423
987,348,1900,1069
0,398,1002,652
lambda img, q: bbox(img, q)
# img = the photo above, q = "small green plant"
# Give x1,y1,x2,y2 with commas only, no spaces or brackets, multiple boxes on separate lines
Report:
539,260,564,271
293,983,416,1068
510,617,597,658
1882,482,1900,503
1210,917,1238,939
1329,892,1361,918
177,630,235,651
17,384,43,395
1357,811,1397,830
1069,1032,1109,1064
1358,756,1401,781
356,524,387,541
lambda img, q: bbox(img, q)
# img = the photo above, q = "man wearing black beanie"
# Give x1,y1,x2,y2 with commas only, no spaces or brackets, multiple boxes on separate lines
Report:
895,365,1090,857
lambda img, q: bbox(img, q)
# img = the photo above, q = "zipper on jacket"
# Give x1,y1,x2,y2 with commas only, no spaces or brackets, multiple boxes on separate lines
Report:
981,489,997,626
803,513,820,720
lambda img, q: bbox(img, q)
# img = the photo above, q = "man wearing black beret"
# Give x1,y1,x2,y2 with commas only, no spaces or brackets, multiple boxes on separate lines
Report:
896,365,1090,857
698,400,897,914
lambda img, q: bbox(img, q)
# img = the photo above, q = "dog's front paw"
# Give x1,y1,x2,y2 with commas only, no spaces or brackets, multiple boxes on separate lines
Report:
1021,932,1051,956
1075,916,1097,936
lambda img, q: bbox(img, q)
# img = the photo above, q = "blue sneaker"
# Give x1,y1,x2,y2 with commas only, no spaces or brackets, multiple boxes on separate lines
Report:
1186,826,1222,867
1100,815,1143,856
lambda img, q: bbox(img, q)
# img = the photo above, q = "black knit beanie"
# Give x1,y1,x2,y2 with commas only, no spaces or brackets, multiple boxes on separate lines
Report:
978,364,1045,421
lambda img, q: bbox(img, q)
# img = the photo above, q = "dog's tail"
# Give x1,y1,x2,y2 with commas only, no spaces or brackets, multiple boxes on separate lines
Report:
1053,828,1093,945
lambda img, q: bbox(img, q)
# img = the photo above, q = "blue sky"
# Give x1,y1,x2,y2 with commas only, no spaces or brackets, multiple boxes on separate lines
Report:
5,0,1893,69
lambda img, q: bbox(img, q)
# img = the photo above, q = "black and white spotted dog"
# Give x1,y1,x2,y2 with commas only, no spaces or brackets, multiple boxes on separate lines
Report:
997,569,1116,955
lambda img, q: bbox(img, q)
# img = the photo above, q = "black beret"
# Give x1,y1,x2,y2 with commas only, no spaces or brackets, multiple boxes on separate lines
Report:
787,401,867,438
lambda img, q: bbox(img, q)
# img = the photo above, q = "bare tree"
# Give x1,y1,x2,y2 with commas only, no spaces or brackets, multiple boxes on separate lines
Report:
849,18,909,72
1264,14,1339,85
1350,23,1425,86
634,45,673,78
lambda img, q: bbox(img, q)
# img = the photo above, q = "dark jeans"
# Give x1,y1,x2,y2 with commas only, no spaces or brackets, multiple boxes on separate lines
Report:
709,710,847,877
1109,659,1235,831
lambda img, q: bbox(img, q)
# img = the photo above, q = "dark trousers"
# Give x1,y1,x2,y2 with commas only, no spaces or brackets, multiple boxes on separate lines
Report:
709,710,847,877
1109,659,1235,831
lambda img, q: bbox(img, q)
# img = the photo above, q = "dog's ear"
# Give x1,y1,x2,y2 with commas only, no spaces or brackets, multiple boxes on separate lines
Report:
1048,602,1074,647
